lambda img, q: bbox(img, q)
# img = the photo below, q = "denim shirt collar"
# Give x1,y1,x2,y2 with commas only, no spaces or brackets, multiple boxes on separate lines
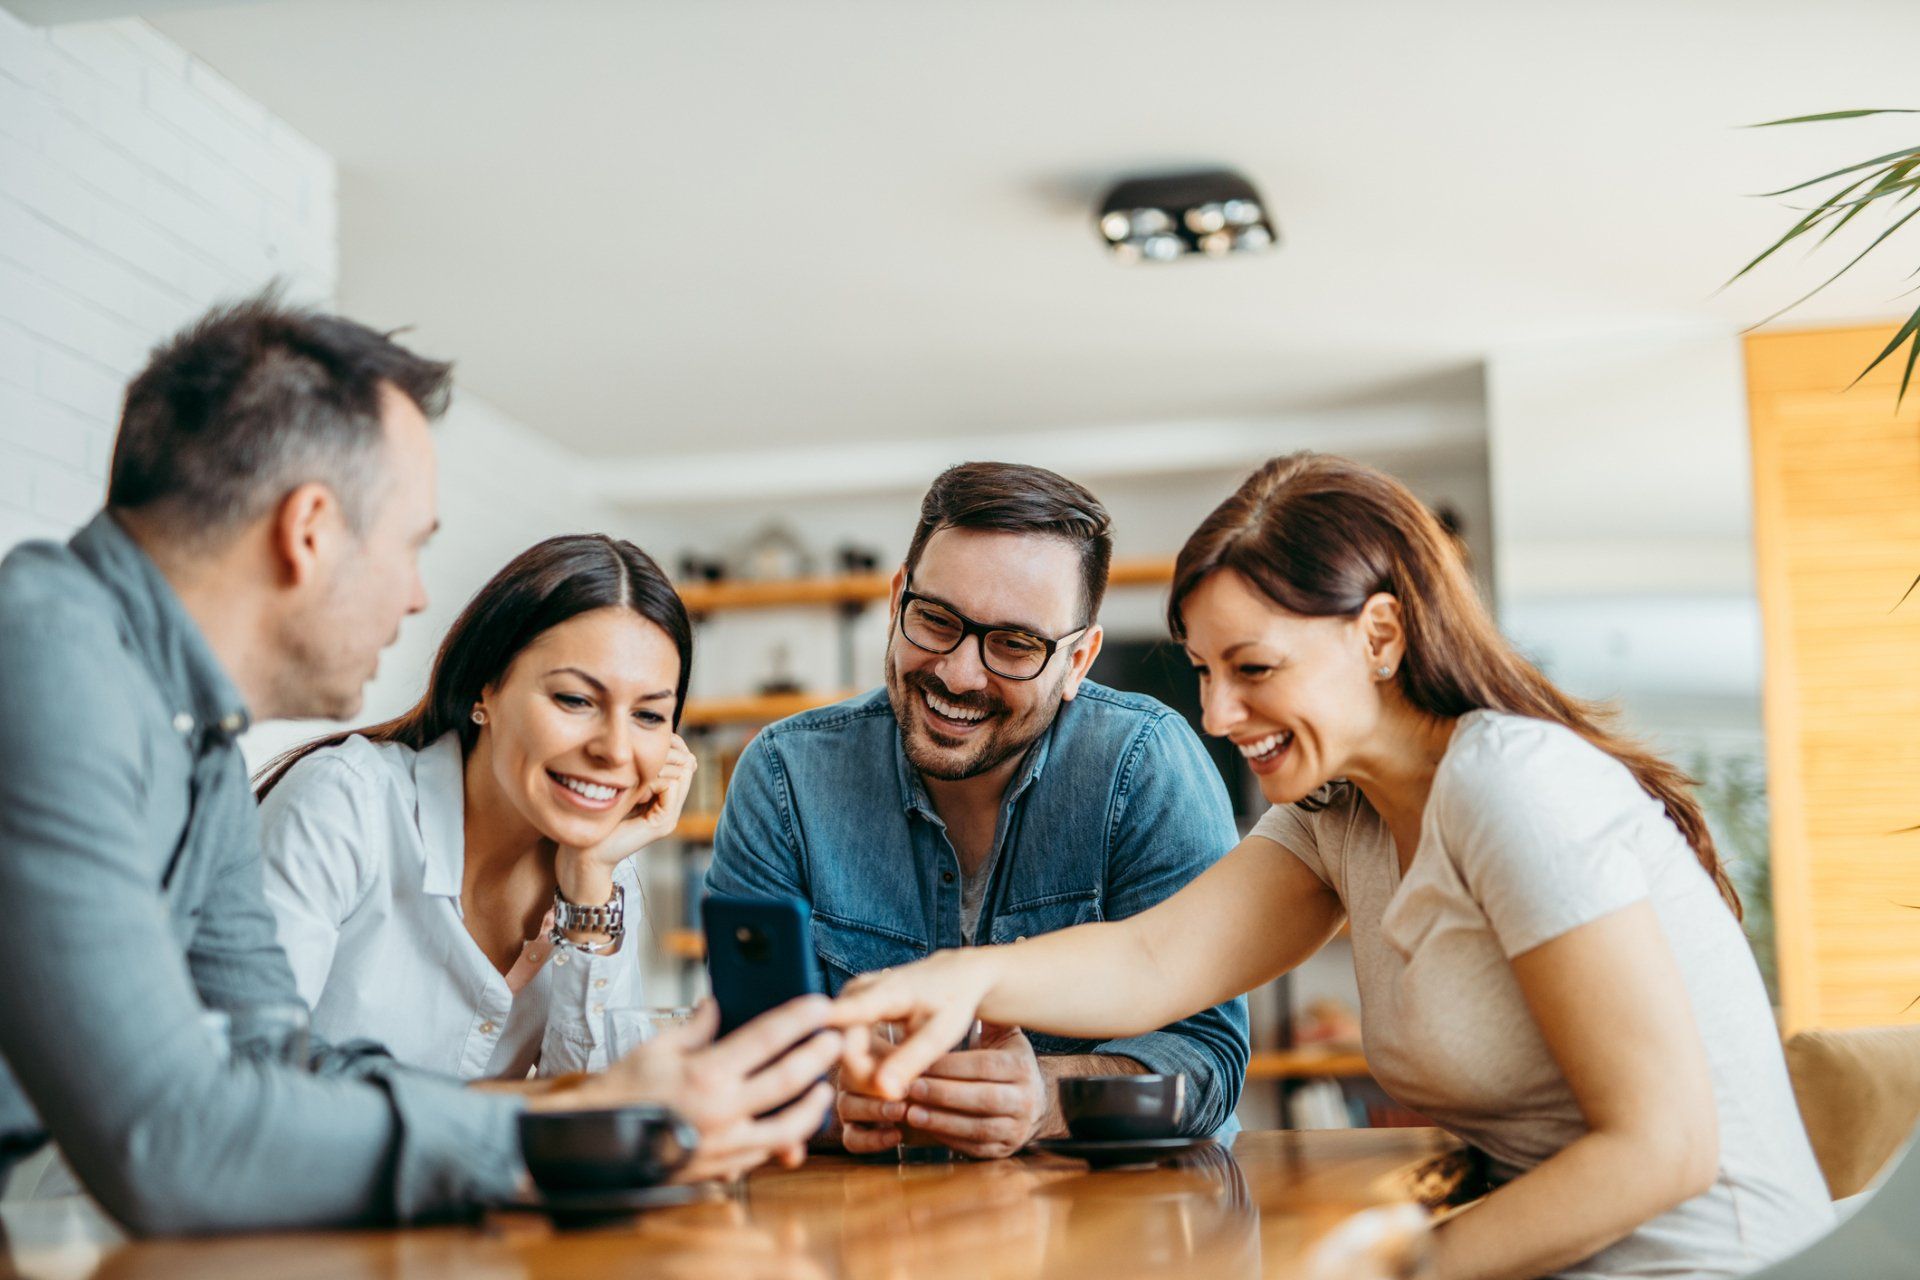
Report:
891,700,1055,826
69,511,252,744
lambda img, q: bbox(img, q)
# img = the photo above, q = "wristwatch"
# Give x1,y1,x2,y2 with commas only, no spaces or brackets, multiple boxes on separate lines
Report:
551,884,625,952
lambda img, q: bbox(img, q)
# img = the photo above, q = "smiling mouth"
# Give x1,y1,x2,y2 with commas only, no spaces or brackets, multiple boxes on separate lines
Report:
920,688,995,737
547,770,624,809
1235,731,1293,768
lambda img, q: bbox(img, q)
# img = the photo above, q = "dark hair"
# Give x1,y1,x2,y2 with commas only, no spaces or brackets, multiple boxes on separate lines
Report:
256,535,693,798
1170,452,1741,918
108,291,453,542
903,462,1114,620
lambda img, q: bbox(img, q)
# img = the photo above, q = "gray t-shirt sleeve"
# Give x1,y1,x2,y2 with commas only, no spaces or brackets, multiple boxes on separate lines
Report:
1432,719,1651,959
1251,799,1336,893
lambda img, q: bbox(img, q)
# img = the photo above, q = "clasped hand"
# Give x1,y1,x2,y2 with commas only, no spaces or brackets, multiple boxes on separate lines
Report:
837,1023,1054,1159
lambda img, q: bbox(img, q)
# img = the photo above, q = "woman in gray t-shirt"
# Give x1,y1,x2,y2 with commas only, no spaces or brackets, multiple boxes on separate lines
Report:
831,453,1833,1280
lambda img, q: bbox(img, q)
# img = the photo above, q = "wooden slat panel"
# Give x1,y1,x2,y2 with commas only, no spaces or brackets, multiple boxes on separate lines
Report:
1748,325,1920,1032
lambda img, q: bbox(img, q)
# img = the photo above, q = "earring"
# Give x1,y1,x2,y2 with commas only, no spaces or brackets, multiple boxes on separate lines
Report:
471,708,486,725
1375,666,1392,679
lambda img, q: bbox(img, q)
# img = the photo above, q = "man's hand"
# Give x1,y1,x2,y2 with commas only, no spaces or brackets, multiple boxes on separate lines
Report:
838,1023,1055,1160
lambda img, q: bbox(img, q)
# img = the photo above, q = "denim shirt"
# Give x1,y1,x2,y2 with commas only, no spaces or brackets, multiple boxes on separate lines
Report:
705,682,1250,1137
0,514,522,1234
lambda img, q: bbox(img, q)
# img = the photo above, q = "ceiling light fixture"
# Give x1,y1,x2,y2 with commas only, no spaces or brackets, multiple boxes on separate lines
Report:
1095,169,1278,264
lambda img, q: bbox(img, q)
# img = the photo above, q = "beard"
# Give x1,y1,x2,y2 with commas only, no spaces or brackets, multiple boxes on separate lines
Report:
267,577,380,722
885,650,1068,783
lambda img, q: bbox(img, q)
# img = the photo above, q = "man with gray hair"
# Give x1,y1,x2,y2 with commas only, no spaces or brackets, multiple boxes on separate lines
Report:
0,296,837,1233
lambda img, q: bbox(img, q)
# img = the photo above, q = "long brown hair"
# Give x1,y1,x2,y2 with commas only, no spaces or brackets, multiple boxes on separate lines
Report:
1169,453,1740,918
256,534,693,798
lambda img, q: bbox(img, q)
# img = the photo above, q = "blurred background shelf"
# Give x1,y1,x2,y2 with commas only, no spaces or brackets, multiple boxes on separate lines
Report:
674,557,1174,615
680,690,854,727
661,928,705,961
1247,1049,1371,1081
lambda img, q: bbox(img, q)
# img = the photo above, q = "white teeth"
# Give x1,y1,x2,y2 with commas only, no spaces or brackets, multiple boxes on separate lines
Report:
557,775,617,802
1236,731,1292,762
924,691,988,723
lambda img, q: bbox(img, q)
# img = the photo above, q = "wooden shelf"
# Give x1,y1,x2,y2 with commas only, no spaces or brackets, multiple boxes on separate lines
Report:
676,811,719,842
1106,556,1177,589
674,557,1176,615
679,690,854,728
662,928,705,960
679,574,893,613
1247,1048,1370,1081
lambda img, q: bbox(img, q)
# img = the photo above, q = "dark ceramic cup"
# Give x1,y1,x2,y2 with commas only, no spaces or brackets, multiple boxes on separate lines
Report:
518,1105,700,1193
1058,1074,1188,1141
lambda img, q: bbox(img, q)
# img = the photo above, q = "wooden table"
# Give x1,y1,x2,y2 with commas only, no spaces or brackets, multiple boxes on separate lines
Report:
0,1129,1459,1280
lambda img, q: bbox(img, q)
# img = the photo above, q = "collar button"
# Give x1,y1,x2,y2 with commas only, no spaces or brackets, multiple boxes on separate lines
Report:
172,712,193,735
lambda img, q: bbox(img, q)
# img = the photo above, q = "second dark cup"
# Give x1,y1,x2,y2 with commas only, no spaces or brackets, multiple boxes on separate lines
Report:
1058,1073,1188,1141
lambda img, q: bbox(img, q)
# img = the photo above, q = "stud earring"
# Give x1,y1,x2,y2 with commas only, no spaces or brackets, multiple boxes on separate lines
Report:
471,708,486,725
1375,666,1392,679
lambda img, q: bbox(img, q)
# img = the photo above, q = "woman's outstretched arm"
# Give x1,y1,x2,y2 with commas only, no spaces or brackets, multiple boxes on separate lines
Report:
829,831,1344,1098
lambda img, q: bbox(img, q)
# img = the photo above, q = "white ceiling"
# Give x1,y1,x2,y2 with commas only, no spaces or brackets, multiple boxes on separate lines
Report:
142,0,1920,460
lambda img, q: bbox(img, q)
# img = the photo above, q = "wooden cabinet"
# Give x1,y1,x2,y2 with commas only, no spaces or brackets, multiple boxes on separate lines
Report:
1748,324,1920,1032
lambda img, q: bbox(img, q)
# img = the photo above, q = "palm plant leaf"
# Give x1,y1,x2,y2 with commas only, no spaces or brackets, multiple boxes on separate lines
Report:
1751,109,1920,127
1735,110,1920,402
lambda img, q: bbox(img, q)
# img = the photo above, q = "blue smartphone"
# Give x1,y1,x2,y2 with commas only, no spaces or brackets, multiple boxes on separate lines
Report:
702,894,826,1039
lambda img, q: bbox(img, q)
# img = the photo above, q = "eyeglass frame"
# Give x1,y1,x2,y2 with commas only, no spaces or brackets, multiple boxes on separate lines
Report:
895,581,1093,682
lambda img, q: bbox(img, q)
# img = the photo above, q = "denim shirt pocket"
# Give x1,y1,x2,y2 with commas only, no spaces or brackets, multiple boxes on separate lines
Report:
985,892,1103,1054
983,890,1102,944
810,912,927,996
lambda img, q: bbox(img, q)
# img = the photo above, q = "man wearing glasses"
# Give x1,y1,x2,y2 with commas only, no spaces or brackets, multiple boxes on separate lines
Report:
706,462,1248,1159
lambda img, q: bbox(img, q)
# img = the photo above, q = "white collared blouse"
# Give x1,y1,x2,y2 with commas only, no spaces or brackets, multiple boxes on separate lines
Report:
257,732,645,1079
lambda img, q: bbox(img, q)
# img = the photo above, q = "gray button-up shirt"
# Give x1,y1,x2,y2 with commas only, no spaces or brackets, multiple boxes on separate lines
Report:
0,513,523,1234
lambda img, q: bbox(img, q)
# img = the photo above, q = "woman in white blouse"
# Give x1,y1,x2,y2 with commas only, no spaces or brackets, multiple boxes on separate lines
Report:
830,454,1833,1280
256,534,697,1082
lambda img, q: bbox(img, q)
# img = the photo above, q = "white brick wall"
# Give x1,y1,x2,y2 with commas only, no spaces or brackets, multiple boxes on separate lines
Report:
0,9,337,554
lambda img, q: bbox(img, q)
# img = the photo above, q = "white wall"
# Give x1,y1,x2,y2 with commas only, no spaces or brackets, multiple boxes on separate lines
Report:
0,11,335,553
0,10,631,768
1485,327,1761,736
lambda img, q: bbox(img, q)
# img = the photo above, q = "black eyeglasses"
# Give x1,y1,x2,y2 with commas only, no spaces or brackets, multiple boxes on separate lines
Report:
897,583,1090,681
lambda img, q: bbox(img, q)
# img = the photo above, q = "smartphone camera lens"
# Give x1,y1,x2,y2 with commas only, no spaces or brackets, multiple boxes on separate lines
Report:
735,925,770,964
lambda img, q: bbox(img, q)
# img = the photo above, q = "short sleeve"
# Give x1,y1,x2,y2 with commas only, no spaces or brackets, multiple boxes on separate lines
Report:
705,732,807,902
1434,718,1652,958
1251,801,1337,892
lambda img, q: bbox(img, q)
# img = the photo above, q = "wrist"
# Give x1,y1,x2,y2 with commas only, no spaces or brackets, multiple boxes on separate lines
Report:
1033,1057,1069,1138
555,850,616,906
954,944,1015,1016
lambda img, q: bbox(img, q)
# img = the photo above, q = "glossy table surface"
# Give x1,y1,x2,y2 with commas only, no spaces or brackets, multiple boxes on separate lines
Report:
0,1128,1460,1280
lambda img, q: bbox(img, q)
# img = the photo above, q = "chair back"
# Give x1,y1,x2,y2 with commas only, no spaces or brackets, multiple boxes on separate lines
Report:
1784,1025,1920,1199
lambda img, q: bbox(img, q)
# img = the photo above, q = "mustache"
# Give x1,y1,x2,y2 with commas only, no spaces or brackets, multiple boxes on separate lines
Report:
906,670,1005,717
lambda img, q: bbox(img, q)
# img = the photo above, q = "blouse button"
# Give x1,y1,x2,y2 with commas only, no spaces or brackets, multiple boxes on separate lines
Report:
554,952,570,966
591,1002,605,1016
479,1020,497,1035
593,978,607,990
